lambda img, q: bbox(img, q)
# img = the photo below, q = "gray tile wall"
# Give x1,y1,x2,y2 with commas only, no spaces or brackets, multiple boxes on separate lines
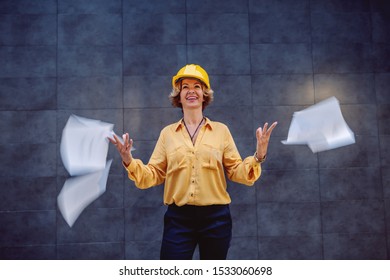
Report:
0,0,389,260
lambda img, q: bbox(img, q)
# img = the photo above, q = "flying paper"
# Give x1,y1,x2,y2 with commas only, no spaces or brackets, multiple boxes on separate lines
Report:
60,114,114,176
282,96,355,153
57,159,112,227
58,114,119,227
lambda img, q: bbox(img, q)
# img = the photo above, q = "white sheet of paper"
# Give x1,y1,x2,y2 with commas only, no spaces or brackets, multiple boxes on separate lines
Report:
57,159,112,227
282,96,355,153
60,114,114,176
58,114,136,227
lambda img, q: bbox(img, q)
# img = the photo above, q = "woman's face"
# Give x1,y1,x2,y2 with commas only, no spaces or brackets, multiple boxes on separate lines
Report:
179,78,204,110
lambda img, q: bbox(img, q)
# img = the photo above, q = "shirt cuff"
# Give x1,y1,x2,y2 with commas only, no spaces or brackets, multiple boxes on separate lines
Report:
251,155,260,166
122,159,135,172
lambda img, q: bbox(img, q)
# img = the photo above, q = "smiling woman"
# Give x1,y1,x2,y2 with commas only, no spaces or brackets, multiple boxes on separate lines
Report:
169,65,214,111
108,64,277,260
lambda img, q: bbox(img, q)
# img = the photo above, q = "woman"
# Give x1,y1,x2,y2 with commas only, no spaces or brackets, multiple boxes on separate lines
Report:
109,64,277,260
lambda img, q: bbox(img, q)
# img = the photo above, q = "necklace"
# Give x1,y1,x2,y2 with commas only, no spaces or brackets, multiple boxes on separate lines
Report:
183,117,205,144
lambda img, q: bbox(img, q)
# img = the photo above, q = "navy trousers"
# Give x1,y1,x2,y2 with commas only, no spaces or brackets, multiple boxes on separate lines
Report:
160,204,232,260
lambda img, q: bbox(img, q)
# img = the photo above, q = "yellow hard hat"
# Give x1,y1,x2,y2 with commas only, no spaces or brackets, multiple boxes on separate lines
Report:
172,64,210,89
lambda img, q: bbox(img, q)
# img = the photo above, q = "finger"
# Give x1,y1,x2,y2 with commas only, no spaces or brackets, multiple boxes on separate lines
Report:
107,136,116,145
112,133,120,144
122,133,129,146
266,121,278,135
128,138,133,150
263,122,269,133
125,133,134,150
113,134,125,149
256,127,263,140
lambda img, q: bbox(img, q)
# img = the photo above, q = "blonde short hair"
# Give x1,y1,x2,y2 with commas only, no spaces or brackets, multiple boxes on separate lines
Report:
169,79,214,110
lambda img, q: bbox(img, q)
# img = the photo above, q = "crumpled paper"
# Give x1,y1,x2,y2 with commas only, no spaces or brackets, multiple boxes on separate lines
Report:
282,96,355,153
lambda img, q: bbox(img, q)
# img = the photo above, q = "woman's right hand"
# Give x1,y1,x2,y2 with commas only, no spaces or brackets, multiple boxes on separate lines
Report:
108,133,133,166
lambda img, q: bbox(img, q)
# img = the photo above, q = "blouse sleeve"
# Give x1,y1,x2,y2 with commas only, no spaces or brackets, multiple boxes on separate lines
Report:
222,126,261,186
124,130,167,189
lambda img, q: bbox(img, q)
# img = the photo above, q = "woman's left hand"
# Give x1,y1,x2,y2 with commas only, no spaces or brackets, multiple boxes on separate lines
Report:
256,122,278,160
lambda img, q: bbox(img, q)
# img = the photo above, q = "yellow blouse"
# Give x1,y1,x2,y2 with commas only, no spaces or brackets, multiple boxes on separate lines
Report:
124,117,261,206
